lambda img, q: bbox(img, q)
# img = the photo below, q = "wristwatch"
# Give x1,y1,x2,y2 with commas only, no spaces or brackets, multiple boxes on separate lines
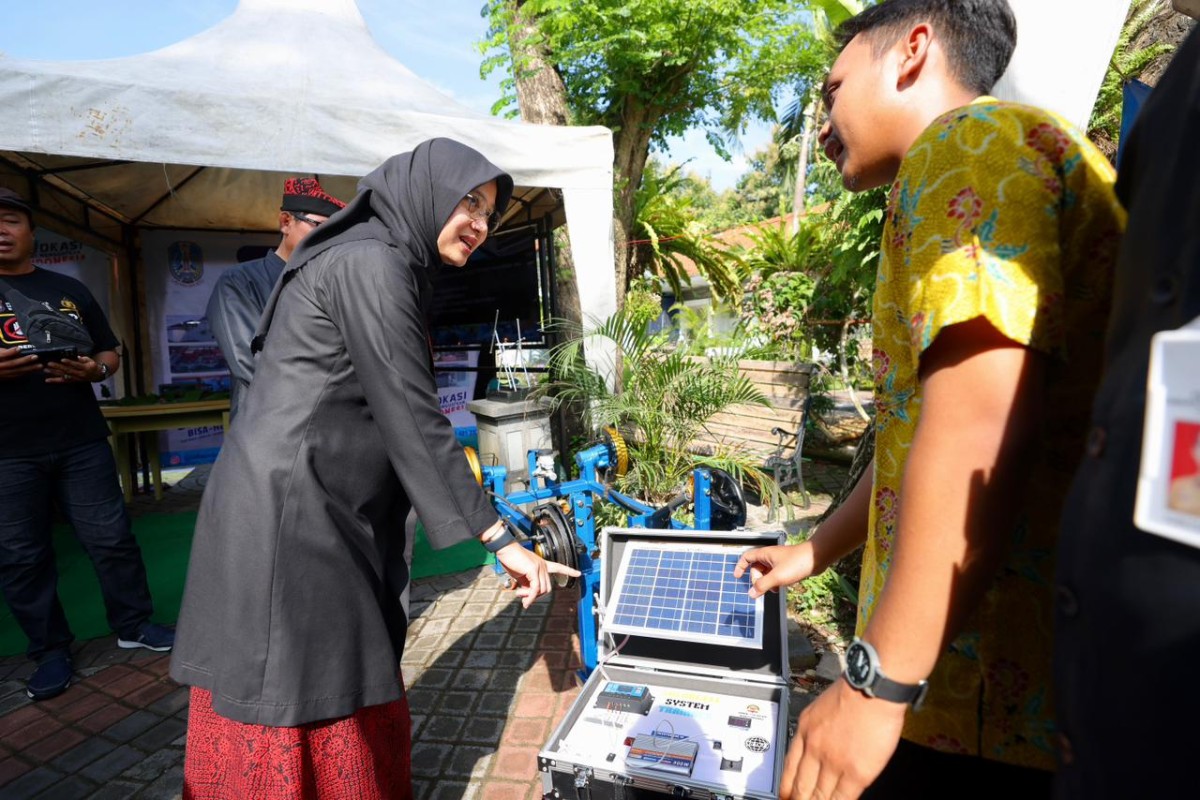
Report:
482,527,517,553
96,362,110,381
843,637,929,709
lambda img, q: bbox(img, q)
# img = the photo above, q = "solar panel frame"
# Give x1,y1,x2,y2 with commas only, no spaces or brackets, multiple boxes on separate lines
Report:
604,542,764,649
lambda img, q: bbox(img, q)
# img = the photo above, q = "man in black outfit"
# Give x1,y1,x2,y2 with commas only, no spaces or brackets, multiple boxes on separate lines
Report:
205,178,344,418
0,187,174,702
1054,22,1200,800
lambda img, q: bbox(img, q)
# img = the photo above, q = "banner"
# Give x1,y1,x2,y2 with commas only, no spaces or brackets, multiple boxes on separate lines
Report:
31,230,117,400
434,349,480,447
141,230,277,466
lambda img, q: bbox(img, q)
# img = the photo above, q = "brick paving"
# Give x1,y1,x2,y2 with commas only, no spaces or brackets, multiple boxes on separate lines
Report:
0,458,850,799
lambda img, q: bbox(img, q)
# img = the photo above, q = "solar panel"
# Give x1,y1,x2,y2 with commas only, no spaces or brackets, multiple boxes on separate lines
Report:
605,543,763,649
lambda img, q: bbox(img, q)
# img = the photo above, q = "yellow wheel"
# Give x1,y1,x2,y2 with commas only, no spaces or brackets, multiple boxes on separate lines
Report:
463,446,483,486
602,425,629,478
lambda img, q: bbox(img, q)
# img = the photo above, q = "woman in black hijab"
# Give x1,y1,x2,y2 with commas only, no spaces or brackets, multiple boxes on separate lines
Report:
171,139,576,800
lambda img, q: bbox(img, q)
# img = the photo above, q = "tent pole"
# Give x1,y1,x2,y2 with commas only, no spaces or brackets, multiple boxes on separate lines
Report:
122,223,152,495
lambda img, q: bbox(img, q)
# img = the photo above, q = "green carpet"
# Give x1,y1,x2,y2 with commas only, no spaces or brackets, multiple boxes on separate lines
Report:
0,513,493,657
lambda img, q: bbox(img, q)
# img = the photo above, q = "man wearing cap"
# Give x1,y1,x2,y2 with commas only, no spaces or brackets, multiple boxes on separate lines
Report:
206,177,345,417
0,187,175,702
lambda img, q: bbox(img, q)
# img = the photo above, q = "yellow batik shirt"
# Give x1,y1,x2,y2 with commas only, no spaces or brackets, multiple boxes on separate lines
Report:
862,98,1124,769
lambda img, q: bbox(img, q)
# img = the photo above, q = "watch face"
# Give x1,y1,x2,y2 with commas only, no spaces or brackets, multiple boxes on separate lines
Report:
845,642,873,687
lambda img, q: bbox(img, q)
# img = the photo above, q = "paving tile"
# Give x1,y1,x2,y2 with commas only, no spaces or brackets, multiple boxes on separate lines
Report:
119,746,183,782
140,763,185,799
79,745,144,783
543,615,574,634
462,650,502,671
420,713,467,741
511,692,556,719
479,781,533,800
496,650,535,670
23,726,86,762
502,717,550,746
56,690,113,724
412,778,431,800
0,766,64,799
49,735,118,773
472,632,507,650
101,710,163,743
1,710,62,752
505,633,537,650
451,670,490,691
30,774,95,799
410,713,427,738
0,705,49,741
457,715,505,746
487,670,524,695
0,689,32,716
0,754,33,787
86,780,142,800
148,687,190,717
448,616,481,633
443,633,481,652
130,717,187,752
439,690,480,714
405,688,440,716
416,668,454,689
124,679,177,708
490,745,540,781
430,650,464,670
410,741,452,777
427,780,473,800
537,633,572,652
80,664,133,691
476,691,517,717
445,745,493,780
97,669,156,699
512,617,546,634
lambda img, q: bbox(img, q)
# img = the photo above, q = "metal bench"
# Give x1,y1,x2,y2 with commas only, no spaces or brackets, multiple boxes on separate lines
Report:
763,400,811,520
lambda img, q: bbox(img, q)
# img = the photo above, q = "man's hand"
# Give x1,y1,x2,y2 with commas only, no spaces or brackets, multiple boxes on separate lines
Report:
494,542,581,608
0,347,42,380
780,679,907,800
43,355,103,385
733,543,817,599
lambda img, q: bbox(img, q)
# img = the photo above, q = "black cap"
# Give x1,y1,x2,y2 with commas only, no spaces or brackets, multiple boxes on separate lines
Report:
0,187,33,221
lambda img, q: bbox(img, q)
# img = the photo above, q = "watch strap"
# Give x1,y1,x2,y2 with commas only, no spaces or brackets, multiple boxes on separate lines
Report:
482,528,517,553
868,673,929,709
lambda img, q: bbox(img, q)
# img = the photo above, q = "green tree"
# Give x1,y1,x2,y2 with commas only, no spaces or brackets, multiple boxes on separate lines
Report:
1087,0,1179,160
482,0,823,302
539,308,773,503
631,160,742,300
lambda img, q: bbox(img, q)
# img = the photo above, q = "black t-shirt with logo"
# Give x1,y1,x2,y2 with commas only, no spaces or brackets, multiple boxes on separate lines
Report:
0,268,120,458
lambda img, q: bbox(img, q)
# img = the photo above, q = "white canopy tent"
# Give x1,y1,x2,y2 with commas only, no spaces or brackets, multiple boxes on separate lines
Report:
0,0,616,392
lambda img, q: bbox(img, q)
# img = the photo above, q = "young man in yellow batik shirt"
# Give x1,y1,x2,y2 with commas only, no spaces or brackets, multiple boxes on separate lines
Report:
734,2,1124,798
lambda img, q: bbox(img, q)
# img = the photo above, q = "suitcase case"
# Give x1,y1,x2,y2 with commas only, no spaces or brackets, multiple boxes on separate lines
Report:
539,527,789,800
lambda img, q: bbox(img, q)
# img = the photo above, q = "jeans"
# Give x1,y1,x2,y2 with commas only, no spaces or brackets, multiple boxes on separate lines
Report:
0,439,154,662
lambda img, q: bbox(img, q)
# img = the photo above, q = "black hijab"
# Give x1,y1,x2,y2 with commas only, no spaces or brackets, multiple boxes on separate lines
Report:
252,138,514,353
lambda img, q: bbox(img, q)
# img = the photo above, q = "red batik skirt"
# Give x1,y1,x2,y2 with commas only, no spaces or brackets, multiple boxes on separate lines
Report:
183,687,413,800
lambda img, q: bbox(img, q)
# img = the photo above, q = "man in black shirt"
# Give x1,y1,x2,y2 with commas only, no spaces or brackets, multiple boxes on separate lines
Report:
205,178,345,418
0,187,174,701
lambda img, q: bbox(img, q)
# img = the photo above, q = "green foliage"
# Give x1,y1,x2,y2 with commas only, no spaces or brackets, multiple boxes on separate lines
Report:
633,161,743,301
538,308,774,503
482,0,823,160
1087,0,1176,156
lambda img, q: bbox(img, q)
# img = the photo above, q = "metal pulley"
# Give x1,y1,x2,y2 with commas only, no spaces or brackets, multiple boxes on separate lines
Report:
530,501,581,588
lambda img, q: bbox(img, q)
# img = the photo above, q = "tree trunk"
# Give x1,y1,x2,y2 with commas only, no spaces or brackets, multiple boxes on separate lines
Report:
507,0,581,331
612,98,656,304
790,92,819,233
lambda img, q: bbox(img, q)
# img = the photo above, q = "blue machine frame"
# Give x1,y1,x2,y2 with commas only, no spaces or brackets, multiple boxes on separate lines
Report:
482,442,723,677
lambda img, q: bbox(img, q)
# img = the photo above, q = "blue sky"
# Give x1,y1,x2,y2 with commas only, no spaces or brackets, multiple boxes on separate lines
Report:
0,0,772,191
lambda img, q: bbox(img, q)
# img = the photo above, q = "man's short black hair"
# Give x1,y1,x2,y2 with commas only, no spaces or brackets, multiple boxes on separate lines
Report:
835,0,1017,95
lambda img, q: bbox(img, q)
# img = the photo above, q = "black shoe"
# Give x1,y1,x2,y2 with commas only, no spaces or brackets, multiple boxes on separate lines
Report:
117,622,175,652
27,654,73,701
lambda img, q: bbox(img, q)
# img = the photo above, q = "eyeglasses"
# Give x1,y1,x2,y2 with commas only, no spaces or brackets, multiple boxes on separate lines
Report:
462,192,500,233
290,212,325,228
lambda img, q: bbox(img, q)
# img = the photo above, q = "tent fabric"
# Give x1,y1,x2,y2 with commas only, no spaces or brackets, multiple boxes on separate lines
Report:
994,0,1132,132
0,0,617,342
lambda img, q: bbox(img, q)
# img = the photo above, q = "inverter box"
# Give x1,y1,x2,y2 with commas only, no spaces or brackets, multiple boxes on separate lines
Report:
539,527,789,800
